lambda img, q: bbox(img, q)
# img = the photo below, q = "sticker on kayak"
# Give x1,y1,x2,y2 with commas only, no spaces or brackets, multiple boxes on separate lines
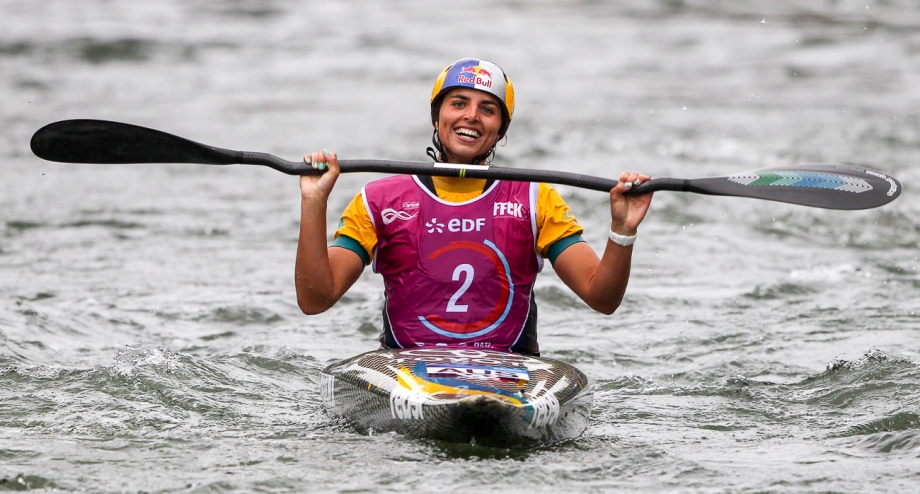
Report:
321,348,594,447
422,363,529,383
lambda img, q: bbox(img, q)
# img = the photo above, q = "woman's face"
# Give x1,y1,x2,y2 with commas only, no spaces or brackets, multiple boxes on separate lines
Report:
435,88,503,164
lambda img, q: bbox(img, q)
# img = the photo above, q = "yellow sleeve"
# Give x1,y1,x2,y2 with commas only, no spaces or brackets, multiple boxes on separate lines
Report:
535,183,584,258
333,192,377,263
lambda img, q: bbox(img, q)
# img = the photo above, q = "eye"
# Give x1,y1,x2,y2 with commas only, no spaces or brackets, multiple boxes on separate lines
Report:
481,106,495,116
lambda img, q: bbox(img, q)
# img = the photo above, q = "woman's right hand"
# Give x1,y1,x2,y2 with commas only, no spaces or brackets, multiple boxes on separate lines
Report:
300,149,340,201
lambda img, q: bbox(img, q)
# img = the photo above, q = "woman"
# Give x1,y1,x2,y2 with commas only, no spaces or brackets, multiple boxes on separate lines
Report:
295,58,652,356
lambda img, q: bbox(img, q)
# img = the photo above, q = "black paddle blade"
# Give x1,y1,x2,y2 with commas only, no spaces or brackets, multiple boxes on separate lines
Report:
630,164,901,210
30,119,242,165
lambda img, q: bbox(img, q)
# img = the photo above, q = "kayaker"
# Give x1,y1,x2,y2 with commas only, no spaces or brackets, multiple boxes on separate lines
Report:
295,58,653,356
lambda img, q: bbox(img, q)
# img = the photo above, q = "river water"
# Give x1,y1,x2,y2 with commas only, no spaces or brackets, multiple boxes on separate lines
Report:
2,0,919,492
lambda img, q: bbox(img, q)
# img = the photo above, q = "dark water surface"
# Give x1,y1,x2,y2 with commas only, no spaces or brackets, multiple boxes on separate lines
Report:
2,1,919,492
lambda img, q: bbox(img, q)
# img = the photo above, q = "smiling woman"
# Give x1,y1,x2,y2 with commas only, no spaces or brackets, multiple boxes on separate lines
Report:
291,58,654,447
294,57,654,356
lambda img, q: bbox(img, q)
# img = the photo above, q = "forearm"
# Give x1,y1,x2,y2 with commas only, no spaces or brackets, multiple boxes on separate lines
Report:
576,170,652,314
553,239,634,315
583,240,633,314
554,168,651,315
295,196,337,314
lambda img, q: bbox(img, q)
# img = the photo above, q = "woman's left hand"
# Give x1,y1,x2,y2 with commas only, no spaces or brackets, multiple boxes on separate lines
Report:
609,171,653,235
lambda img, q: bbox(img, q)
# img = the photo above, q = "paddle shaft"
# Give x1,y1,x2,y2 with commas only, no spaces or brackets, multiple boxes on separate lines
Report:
30,119,901,209
242,152,648,193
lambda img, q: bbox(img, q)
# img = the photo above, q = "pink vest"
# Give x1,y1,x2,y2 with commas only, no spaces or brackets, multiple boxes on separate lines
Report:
363,176,543,353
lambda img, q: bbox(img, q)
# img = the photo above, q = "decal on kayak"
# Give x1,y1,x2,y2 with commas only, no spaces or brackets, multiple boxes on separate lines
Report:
386,358,561,427
423,363,529,384
390,371,428,420
418,239,514,338
728,171,873,193
528,385,561,428
395,348,552,369
388,366,525,420
320,373,336,408
322,348,592,447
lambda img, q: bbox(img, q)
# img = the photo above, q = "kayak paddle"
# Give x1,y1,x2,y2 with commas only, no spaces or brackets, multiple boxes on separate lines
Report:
30,119,901,210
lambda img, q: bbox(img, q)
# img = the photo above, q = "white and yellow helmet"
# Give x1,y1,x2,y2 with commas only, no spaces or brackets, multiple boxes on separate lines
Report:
430,58,515,137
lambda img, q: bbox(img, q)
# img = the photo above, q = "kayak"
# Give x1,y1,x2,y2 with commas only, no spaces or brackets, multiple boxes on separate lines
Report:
320,347,593,448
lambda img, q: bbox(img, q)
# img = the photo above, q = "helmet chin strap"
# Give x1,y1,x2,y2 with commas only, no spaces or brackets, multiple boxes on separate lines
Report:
426,124,497,165
426,128,445,163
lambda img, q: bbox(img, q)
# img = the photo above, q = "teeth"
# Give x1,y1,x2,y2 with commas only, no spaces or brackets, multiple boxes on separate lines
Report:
457,128,480,138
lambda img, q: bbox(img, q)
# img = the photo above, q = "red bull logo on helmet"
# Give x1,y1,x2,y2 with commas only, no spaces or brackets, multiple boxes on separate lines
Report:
457,67,492,88
446,59,504,97
456,64,493,88
459,65,494,87
431,58,514,121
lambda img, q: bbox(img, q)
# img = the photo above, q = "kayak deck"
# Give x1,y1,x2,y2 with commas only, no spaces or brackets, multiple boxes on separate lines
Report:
321,348,593,448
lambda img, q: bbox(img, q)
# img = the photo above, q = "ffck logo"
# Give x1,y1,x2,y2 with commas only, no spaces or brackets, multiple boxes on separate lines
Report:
493,202,524,218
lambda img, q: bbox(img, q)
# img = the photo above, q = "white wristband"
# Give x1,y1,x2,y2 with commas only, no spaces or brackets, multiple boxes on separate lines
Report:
609,229,637,247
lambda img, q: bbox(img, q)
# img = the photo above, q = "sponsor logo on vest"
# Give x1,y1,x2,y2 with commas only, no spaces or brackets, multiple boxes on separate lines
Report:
425,217,486,233
425,218,445,233
382,207,418,225
448,218,485,232
493,201,524,218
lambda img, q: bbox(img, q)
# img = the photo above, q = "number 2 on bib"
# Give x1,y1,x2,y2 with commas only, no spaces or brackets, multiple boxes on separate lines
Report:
446,263,474,313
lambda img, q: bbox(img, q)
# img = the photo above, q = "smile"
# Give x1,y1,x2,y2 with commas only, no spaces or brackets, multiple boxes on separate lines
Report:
455,127,481,140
